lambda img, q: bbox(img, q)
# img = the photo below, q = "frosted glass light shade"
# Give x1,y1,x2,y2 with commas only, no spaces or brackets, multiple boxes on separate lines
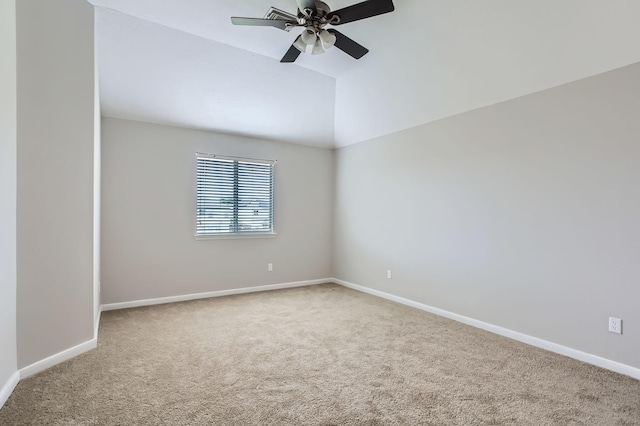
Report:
293,36,307,52
319,30,336,48
312,37,325,55
301,28,316,45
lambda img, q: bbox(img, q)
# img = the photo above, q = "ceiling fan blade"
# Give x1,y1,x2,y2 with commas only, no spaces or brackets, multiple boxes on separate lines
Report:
231,17,295,31
327,0,395,25
328,29,369,59
296,0,317,14
281,40,302,63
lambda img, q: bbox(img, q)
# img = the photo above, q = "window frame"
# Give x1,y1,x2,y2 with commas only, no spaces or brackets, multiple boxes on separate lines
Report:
194,152,276,240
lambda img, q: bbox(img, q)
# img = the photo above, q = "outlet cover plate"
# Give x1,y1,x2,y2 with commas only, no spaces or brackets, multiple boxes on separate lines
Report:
609,317,622,334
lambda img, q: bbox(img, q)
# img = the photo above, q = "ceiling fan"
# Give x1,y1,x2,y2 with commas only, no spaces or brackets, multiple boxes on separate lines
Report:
231,0,395,63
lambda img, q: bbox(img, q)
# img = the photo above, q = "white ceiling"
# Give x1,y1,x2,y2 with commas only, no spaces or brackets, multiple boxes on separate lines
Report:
96,8,336,146
91,0,640,148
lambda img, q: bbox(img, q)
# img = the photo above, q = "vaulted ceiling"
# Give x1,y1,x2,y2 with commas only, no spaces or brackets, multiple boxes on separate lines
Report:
90,0,640,147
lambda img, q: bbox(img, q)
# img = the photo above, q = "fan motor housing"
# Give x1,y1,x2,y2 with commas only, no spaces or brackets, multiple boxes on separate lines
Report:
299,1,331,19
314,1,331,16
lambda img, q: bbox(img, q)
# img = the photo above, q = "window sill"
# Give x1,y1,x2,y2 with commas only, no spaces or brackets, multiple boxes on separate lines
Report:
194,232,277,241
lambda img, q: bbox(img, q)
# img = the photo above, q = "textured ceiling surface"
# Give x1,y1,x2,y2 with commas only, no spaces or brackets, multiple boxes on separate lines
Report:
91,0,640,147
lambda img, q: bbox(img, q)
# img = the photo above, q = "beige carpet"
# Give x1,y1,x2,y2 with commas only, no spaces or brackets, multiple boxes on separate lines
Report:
1,283,639,425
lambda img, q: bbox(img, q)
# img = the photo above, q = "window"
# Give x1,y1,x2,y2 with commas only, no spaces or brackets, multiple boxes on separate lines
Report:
196,153,275,238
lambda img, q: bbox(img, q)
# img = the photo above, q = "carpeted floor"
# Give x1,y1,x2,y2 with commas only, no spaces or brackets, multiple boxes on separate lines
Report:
1,283,639,425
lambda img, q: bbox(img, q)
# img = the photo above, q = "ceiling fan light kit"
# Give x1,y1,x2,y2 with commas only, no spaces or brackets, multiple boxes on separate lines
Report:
301,27,317,45
293,36,308,52
319,29,336,47
231,0,395,63
312,37,325,55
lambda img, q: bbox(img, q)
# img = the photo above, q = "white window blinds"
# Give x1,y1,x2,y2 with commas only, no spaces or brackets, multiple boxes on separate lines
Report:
196,153,275,236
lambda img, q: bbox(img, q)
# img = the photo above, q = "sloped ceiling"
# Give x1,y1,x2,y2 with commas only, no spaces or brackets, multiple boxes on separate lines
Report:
95,8,336,147
91,0,640,148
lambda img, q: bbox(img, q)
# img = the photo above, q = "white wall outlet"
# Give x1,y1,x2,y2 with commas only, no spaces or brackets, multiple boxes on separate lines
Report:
609,317,622,334
387,269,392,279
267,263,273,272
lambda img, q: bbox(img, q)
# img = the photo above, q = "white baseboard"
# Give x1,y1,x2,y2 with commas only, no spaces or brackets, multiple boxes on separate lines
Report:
333,278,640,381
16,279,328,382
19,338,97,380
101,278,332,312
1,309,102,407
0,371,19,409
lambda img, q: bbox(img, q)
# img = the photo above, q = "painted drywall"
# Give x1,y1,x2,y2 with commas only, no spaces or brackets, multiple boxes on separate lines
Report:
89,0,368,78
16,0,96,368
101,118,333,304
0,0,18,399
334,1,640,146
93,27,101,332
89,2,640,148
96,7,336,148
334,62,640,369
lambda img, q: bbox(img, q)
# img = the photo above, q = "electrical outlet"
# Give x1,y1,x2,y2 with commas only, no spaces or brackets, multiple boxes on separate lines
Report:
387,269,392,279
609,317,622,334
267,263,273,272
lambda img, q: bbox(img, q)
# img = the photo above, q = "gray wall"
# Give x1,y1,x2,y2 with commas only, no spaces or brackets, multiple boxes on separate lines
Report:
101,118,333,304
93,41,101,330
0,0,18,392
16,0,96,368
334,62,640,369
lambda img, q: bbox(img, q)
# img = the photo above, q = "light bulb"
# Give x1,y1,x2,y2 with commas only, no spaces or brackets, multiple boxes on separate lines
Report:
312,37,325,55
319,30,336,48
301,28,316,45
293,36,307,52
